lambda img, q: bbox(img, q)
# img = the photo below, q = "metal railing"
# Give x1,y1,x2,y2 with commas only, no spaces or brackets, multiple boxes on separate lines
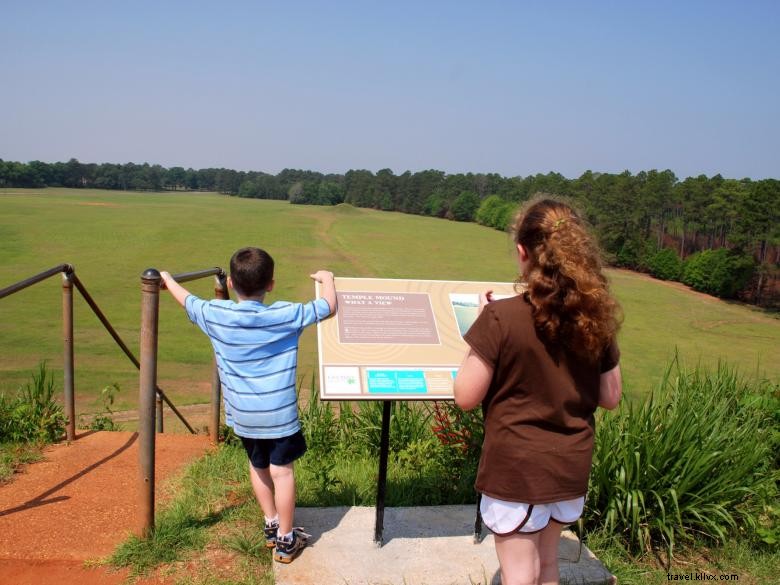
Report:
0,264,200,441
138,267,229,536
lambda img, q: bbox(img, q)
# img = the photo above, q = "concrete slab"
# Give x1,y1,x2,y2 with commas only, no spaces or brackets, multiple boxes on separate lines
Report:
274,506,616,585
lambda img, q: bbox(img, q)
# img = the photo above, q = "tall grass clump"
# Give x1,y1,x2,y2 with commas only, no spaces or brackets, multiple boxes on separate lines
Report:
0,361,66,443
297,384,483,506
586,357,779,559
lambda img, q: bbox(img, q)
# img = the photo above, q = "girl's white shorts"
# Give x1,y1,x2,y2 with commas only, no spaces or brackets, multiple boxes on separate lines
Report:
479,494,585,535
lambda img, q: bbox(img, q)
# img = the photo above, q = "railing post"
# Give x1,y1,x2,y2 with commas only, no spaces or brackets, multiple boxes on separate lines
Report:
62,271,76,441
139,268,161,538
210,271,229,444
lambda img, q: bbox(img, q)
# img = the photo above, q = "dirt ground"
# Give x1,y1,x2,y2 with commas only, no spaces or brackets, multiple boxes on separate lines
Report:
0,430,214,584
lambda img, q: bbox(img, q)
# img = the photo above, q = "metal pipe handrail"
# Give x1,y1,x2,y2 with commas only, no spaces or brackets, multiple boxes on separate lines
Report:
0,263,198,434
0,263,73,299
169,267,226,284
70,273,196,433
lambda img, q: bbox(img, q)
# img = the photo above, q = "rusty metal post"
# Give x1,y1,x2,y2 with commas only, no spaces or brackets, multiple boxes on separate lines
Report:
156,391,163,433
210,272,229,443
139,268,161,537
62,271,76,441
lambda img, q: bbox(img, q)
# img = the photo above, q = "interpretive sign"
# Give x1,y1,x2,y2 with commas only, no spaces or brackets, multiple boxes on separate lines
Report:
316,277,517,400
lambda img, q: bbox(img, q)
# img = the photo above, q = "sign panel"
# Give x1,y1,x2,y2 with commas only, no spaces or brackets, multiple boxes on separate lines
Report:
316,277,517,400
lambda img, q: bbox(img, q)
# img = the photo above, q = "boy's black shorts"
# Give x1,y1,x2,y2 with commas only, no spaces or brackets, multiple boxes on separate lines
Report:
240,430,307,469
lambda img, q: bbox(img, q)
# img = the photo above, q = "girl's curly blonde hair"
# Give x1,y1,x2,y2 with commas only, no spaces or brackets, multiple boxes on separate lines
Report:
511,194,621,362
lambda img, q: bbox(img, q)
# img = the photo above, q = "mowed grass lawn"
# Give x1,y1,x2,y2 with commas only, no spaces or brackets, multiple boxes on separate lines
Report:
1,188,778,415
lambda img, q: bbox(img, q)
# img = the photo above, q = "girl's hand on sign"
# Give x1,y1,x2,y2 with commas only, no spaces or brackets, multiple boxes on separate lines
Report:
479,290,494,313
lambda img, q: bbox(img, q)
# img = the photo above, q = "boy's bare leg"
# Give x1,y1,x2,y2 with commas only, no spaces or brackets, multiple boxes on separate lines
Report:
270,462,296,536
249,463,277,521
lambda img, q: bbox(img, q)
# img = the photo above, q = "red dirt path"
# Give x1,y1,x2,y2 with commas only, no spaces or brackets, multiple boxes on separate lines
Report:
0,431,214,584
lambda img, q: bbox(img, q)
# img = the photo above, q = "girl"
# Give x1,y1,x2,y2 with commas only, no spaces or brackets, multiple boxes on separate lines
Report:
454,196,622,585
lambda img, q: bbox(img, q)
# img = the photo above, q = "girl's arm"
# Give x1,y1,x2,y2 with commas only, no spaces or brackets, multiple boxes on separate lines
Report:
454,349,493,411
598,364,622,410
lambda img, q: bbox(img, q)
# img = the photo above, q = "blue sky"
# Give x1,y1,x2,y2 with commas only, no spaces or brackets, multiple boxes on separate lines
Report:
1,0,778,179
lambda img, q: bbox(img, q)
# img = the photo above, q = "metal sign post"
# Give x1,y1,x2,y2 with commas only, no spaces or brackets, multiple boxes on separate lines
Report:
374,401,392,545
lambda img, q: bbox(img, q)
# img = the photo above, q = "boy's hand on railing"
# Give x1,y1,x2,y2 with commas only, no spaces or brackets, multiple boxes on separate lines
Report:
159,271,190,307
159,271,173,290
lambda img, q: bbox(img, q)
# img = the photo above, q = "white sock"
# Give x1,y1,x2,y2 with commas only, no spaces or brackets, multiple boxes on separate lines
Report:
265,515,279,527
279,530,294,541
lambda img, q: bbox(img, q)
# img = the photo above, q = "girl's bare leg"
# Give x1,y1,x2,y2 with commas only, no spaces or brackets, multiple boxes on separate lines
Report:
538,521,563,585
493,530,541,585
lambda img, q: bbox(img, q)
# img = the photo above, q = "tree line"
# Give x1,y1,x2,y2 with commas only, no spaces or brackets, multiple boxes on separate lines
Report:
1,158,778,307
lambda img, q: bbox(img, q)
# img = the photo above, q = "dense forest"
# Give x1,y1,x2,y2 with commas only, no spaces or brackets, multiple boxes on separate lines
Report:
1,158,778,308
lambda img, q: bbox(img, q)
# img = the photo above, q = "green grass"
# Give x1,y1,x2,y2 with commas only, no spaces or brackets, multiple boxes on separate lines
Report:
108,441,273,584
610,270,779,395
1,188,778,417
0,441,43,483
583,527,780,585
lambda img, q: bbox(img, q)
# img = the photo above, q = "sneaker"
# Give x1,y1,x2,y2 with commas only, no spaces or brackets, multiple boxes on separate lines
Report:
264,519,279,549
273,528,310,564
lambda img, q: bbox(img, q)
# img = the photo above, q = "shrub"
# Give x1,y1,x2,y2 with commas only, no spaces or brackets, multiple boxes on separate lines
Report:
475,195,515,231
647,247,683,281
430,401,483,459
615,237,656,270
0,362,66,443
681,248,756,298
296,381,484,506
586,359,778,558
451,191,480,222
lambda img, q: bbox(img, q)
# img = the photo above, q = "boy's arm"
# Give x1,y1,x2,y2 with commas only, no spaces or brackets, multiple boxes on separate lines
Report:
310,270,337,315
160,271,192,307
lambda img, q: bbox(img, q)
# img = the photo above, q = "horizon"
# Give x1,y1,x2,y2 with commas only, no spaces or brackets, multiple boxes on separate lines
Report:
1,157,774,183
1,1,779,180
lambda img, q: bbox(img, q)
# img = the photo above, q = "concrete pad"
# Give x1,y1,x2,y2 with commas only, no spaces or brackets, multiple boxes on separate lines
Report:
274,506,616,585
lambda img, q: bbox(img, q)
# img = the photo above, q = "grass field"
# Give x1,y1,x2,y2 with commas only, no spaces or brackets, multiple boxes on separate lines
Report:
1,188,777,416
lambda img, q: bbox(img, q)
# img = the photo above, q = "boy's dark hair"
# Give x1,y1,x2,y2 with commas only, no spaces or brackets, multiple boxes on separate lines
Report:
229,247,274,297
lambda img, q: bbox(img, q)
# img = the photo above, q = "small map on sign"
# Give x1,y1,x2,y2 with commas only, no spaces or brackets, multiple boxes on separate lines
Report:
316,277,516,400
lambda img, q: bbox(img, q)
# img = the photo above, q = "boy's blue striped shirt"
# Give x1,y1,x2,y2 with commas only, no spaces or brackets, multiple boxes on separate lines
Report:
184,295,331,439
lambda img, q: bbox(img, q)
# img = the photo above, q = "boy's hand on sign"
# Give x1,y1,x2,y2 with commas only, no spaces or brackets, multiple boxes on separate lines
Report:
310,270,334,283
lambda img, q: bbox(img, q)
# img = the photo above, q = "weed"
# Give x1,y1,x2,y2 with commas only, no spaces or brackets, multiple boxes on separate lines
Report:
0,442,43,483
83,382,121,431
0,361,65,443
221,526,267,559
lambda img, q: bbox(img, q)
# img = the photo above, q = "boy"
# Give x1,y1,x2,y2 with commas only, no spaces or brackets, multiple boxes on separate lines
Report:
160,246,336,564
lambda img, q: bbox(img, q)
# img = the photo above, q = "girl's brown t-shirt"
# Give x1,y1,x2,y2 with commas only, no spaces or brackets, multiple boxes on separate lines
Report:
464,295,619,504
